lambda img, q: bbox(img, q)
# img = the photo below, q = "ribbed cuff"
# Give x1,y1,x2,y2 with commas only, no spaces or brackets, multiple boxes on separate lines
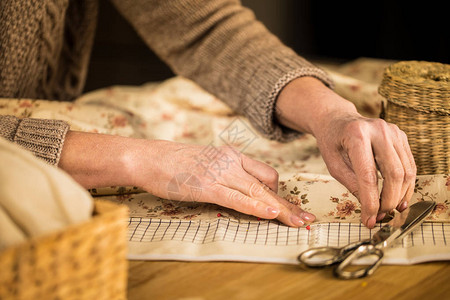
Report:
0,115,21,141
241,53,335,143
13,118,70,166
267,67,335,142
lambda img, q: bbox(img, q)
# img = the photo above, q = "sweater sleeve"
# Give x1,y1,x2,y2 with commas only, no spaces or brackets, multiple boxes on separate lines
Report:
0,115,69,165
110,0,334,142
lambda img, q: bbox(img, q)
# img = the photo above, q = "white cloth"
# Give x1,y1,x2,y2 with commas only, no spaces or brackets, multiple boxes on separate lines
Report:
0,137,93,250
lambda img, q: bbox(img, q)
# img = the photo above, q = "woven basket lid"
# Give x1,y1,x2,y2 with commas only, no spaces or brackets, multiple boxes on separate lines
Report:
379,61,450,115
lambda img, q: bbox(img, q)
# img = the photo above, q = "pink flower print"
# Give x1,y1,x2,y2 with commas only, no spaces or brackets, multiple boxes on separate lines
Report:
183,214,198,220
421,179,432,187
116,193,132,201
349,84,360,92
182,130,195,138
19,101,32,108
112,115,128,127
330,196,340,203
336,200,357,219
446,176,450,191
160,203,182,216
161,113,173,120
285,194,301,206
434,203,448,216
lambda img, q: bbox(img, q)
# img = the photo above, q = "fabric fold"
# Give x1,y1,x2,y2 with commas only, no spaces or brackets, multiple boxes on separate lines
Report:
0,137,93,250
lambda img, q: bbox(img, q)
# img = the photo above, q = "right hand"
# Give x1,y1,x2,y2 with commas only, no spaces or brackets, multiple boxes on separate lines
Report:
130,140,315,227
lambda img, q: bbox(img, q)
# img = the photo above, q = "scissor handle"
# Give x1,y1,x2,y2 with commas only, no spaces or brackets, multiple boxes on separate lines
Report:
298,240,370,268
298,246,342,267
334,244,384,279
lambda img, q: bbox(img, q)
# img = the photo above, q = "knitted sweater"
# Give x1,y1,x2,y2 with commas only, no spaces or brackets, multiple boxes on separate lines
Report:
0,0,333,165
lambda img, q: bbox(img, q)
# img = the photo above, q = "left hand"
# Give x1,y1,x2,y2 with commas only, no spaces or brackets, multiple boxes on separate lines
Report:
275,77,417,228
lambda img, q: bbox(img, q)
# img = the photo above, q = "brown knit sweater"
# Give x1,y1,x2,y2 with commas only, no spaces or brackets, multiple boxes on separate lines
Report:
0,0,333,165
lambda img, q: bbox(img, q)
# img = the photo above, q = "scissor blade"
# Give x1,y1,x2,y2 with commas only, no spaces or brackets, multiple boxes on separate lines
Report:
397,201,436,239
371,201,436,247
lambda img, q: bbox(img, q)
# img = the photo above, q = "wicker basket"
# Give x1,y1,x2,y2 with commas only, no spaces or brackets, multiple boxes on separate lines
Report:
0,200,129,300
379,60,450,175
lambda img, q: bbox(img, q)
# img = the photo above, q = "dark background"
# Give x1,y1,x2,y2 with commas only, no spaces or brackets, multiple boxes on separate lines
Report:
84,0,449,92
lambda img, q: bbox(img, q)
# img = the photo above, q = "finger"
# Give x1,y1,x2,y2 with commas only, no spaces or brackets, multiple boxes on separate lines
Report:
209,184,280,219
225,176,282,210
274,194,316,227
373,125,410,215
259,183,316,226
322,149,359,200
322,139,379,227
373,143,403,213
394,128,417,211
241,155,279,193
387,125,415,207
345,134,379,229
223,173,315,226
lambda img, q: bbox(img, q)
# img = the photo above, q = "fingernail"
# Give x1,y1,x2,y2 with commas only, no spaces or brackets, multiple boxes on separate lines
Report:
266,207,279,215
376,212,386,222
290,215,304,226
400,201,408,211
366,216,376,229
300,212,315,222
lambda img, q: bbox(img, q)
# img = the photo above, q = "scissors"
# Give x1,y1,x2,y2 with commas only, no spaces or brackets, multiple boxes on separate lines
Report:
297,201,436,279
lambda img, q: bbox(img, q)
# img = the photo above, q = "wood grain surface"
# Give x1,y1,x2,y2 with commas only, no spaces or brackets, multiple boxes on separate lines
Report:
127,260,450,300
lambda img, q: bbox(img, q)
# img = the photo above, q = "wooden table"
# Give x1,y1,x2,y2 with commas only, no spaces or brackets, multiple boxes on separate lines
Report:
127,260,450,300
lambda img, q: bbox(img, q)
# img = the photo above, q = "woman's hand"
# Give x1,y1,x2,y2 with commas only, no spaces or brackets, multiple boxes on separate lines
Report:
276,76,416,228
314,113,416,228
130,140,314,227
59,131,315,227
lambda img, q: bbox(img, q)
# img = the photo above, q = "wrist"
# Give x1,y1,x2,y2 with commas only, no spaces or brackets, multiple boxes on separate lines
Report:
124,139,168,189
275,76,358,137
59,131,141,189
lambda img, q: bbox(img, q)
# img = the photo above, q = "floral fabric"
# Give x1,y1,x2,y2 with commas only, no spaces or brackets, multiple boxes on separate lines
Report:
1,58,448,224
2,58,449,265
95,173,449,223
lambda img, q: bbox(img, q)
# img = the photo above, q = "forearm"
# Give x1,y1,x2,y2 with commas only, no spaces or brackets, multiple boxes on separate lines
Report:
58,131,142,189
275,76,358,137
57,130,319,227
